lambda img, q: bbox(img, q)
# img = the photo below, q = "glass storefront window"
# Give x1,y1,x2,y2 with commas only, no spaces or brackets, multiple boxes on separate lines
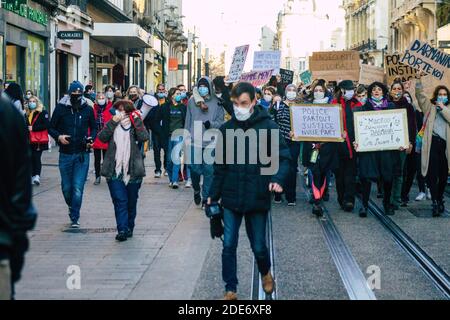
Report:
6,45,19,83
26,35,45,104
0,36,4,81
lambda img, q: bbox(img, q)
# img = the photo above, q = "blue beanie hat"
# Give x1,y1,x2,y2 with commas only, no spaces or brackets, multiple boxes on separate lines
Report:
68,81,84,94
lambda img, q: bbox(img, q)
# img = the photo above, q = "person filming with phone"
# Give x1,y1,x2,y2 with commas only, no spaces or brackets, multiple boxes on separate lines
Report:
49,81,97,229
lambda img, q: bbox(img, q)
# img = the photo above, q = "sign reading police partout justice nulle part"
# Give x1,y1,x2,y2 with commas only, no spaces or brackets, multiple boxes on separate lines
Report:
290,104,344,142
354,109,409,153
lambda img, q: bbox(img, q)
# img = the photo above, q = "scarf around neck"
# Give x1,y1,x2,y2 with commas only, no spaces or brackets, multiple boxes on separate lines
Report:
369,97,388,111
113,114,132,185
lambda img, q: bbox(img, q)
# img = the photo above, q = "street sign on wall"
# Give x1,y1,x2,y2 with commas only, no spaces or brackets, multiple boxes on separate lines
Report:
57,31,84,40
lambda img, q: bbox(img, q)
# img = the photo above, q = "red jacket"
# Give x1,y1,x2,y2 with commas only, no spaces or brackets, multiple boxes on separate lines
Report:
331,97,362,159
93,101,113,150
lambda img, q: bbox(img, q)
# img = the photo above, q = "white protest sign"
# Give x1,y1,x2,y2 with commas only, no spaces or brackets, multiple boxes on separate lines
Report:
290,104,344,142
226,45,250,83
253,51,281,74
401,40,450,81
354,109,408,152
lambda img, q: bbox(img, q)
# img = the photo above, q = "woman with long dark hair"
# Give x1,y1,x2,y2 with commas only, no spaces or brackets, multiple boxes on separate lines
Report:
353,82,403,217
415,78,450,217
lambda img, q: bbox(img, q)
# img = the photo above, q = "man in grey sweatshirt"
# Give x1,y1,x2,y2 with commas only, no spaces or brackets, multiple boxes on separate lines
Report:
185,77,225,208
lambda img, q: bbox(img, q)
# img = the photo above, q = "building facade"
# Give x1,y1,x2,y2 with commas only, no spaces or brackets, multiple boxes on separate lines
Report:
390,0,439,53
343,0,389,67
259,25,277,51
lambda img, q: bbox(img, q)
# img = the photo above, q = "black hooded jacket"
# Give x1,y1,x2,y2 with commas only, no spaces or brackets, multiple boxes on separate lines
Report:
209,105,291,214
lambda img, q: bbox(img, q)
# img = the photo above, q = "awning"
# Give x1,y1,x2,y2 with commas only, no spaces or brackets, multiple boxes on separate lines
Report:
91,23,150,49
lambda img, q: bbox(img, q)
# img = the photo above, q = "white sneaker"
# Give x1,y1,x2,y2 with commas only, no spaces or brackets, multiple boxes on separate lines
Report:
164,170,168,176
34,175,40,186
426,188,432,200
185,179,192,188
415,192,426,201
31,176,36,185
155,172,161,178
169,182,173,188
172,182,179,189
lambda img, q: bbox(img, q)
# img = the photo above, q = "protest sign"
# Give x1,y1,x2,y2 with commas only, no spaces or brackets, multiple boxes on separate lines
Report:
309,50,360,82
385,53,419,84
300,70,312,85
253,51,281,74
279,69,294,85
400,40,449,81
354,109,408,152
239,69,274,88
290,104,344,142
226,45,250,83
359,64,385,85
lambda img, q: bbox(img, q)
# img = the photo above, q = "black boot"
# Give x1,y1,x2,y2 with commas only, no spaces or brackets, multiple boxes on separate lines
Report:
383,203,395,216
438,200,445,214
312,203,323,217
359,207,368,218
343,202,354,212
432,201,441,217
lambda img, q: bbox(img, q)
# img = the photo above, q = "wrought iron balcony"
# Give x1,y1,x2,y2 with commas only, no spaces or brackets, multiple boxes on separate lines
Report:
351,39,377,52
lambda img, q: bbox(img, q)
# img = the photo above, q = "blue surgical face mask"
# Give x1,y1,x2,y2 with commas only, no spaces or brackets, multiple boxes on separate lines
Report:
157,92,166,99
28,102,37,110
198,86,209,97
175,95,182,103
360,98,367,105
437,96,449,105
371,96,383,103
180,92,187,99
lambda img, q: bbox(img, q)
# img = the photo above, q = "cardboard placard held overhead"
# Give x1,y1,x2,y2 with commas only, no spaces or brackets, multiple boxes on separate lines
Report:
239,69,274,88
290,104,344,142
354,109,409,152
400,40,450,81
279,69,294,85
309,50,360,82
253,51,281,75
359,64,385,85
226,45,250,83
385,53,419,85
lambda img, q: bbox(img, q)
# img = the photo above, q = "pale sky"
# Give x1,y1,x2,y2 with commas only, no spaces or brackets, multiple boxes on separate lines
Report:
182,0,344,71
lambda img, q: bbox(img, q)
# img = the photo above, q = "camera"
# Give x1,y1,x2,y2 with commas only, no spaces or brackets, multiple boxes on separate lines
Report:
85,137,94,152
205,201,223,219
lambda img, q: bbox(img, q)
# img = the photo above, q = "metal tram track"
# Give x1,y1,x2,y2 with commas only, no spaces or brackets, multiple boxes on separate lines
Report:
251,210,277,300
366,198,450,299
303,176,376,300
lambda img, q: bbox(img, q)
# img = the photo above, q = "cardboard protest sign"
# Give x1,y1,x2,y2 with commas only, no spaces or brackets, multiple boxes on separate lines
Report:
239,69,274,88
226,45,250,83
359,64,385,85
279,69,294,85
354,109,409,152
300,70,312,85
253,51,281,74
309,50,360,82
290,104,344,142
400,40,450,81
385,53,419,84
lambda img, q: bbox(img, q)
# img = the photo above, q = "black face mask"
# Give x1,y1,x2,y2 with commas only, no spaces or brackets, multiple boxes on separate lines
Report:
70,94,82,105
129,94,138,101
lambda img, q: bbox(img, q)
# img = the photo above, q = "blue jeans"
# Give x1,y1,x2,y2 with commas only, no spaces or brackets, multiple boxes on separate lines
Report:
189,145,214,199
222,209,271,292
166,136,184,183
107,180,142,233
59,152,90,222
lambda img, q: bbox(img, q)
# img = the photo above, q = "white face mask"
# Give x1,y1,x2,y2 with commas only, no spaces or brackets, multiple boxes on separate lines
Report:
233,104,253,121
264,95,273,103
314,92,325,100
344,90,355,101
286,91,297,101
97,99,106,105
106,92,114,99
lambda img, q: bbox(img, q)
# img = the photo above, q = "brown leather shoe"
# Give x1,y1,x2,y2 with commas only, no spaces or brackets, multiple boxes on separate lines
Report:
262,272,275,294
223,291,238,300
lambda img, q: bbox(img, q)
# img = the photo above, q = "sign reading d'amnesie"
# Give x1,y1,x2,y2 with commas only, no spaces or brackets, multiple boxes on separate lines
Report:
401,40,450,81
290,104,344,142
354,109,409,152
226,45,250,83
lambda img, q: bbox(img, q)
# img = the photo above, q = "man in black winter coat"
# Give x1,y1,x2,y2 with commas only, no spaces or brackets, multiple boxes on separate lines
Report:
0,97,36,299
208,82,291,300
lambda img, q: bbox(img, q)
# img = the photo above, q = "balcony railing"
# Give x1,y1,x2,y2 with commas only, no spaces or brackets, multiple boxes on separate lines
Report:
351,39,377,52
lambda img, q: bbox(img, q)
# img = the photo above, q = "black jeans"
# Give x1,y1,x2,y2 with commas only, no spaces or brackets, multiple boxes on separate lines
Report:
427,136,448,202
285,140,301,203
152,134,167,173
334,156,356,206
401,152,418,200
361,179,393,208
94,149,106,178
31,148,43,176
